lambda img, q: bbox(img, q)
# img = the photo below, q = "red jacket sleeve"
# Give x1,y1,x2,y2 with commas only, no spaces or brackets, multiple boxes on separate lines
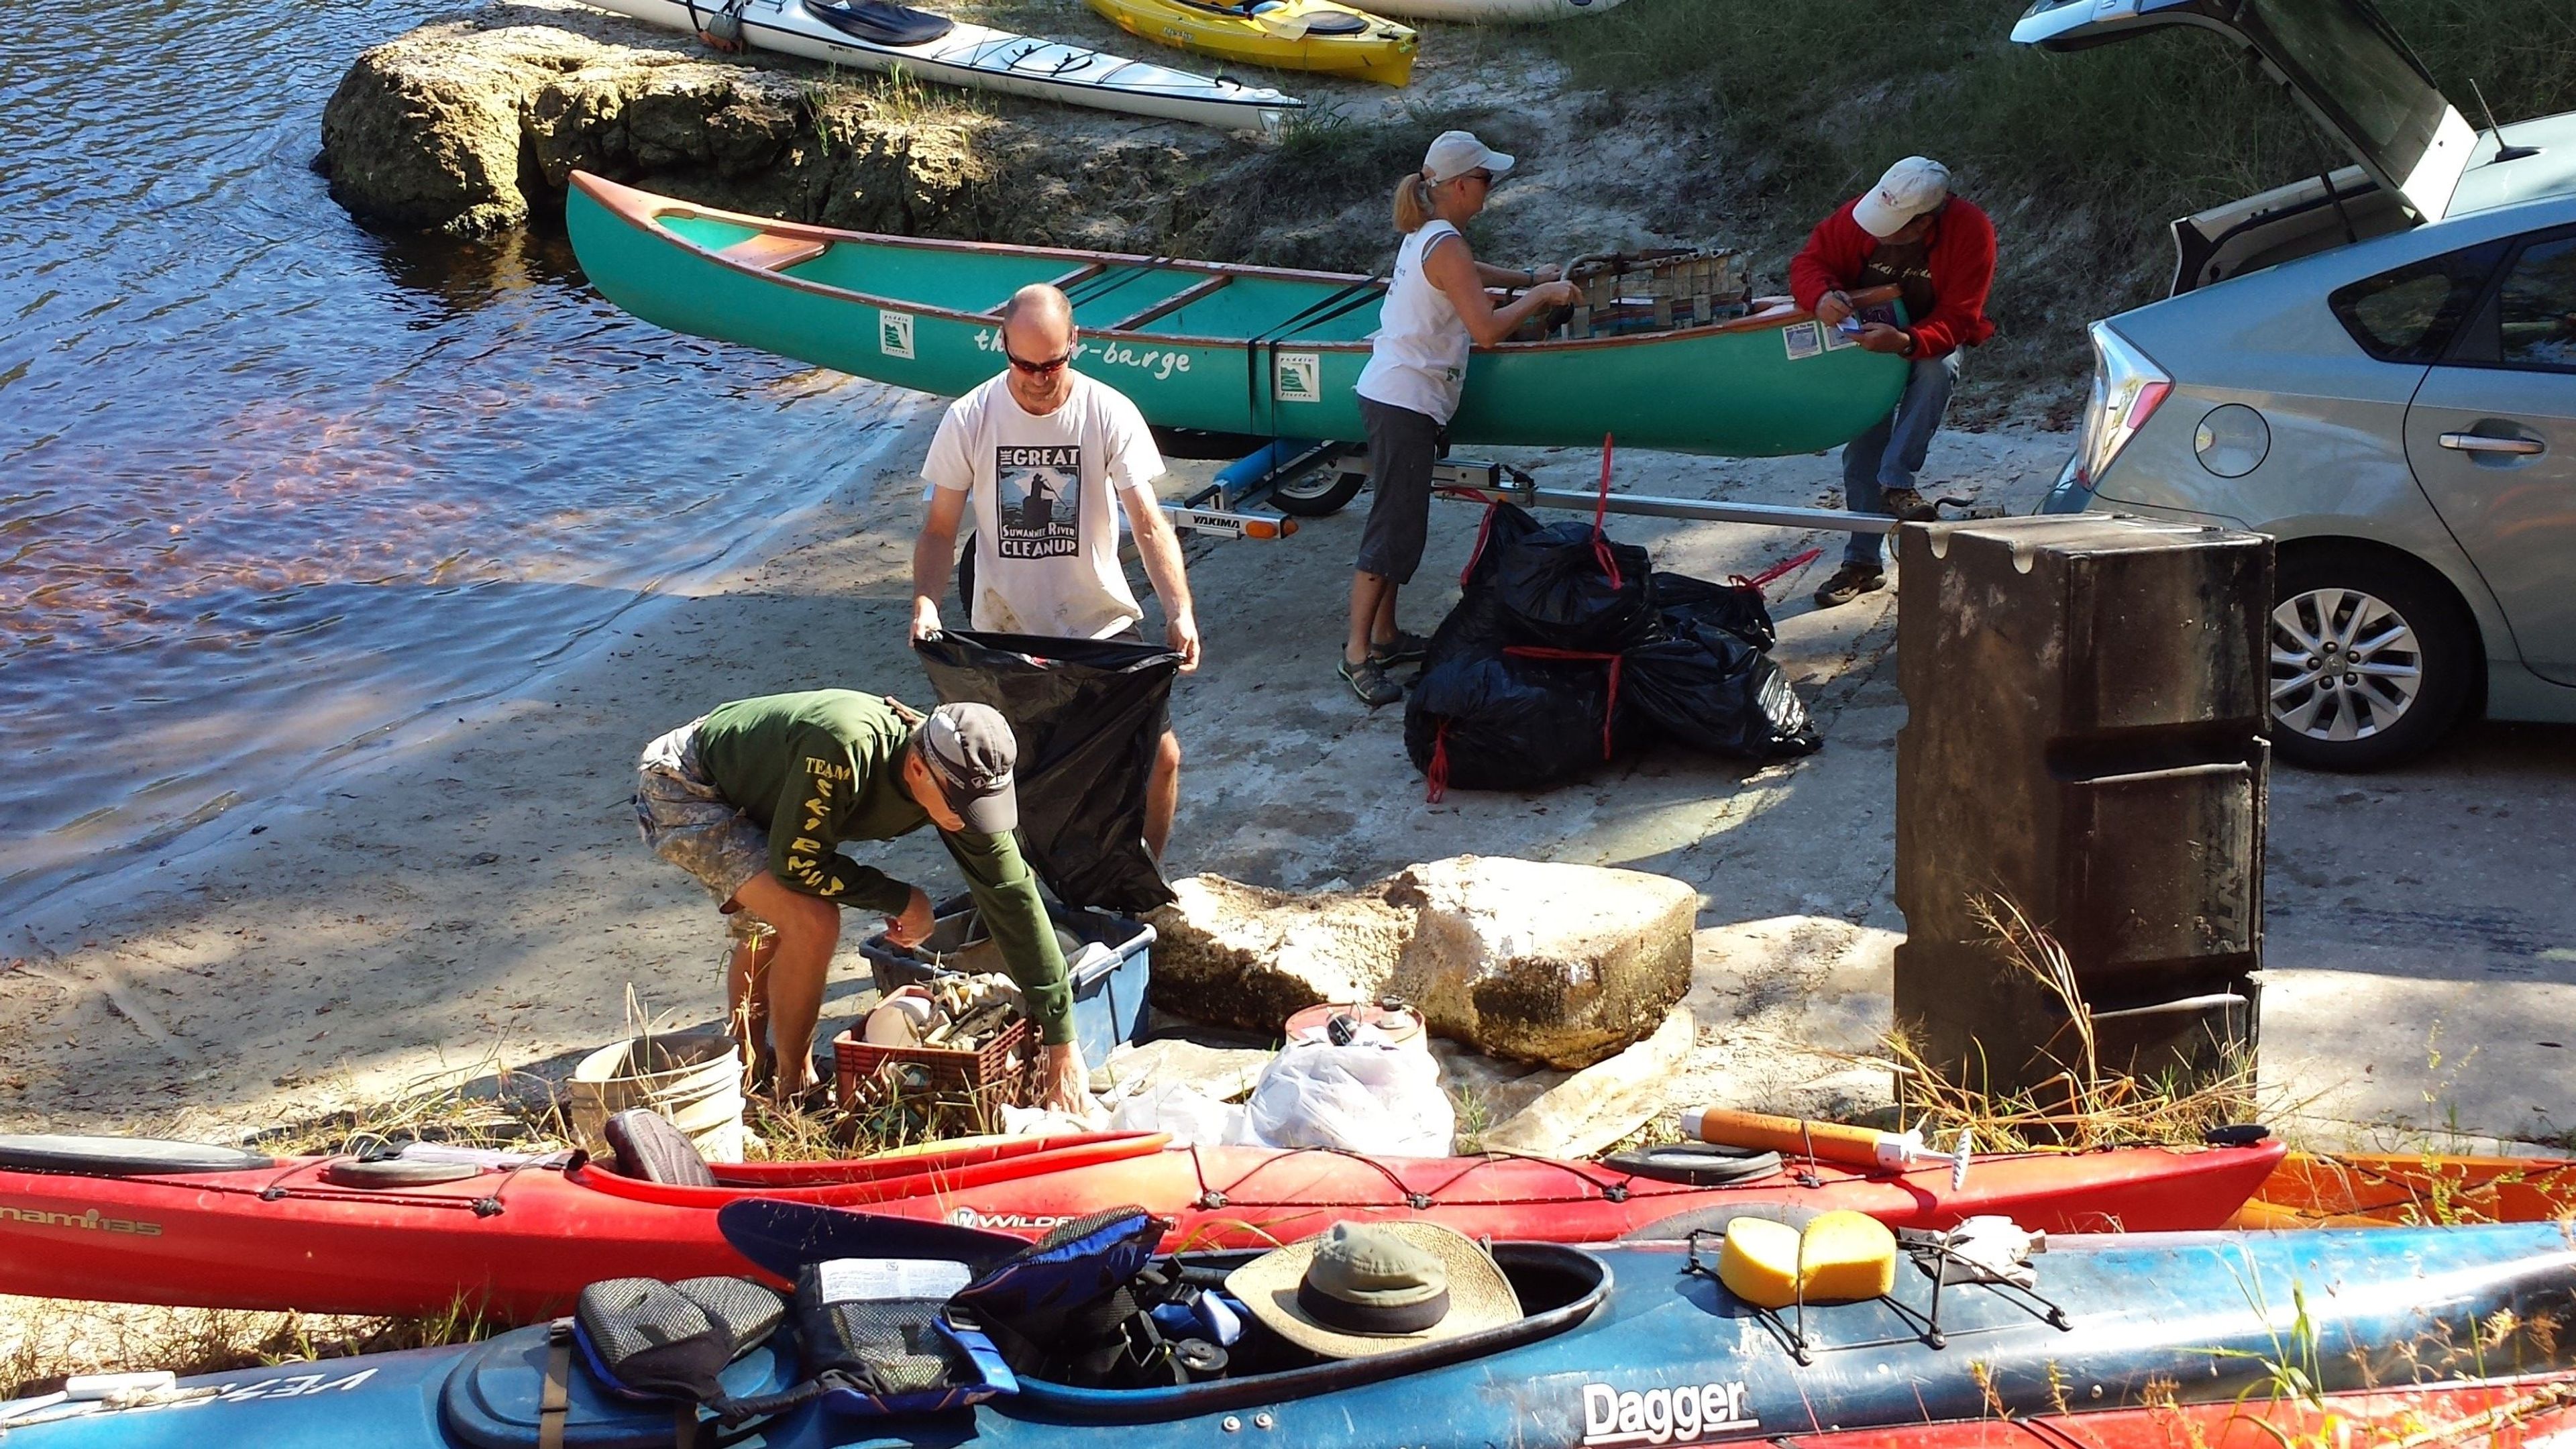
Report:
1788,201,1870,313
1911,199,1998,360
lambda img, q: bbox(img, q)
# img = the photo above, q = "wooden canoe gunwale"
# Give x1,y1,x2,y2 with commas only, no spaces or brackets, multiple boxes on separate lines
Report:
570,171,1895,359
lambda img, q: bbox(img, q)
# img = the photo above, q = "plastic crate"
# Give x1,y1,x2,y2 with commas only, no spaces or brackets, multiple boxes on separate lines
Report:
830,1017,1034,1118
861,898,1155,1068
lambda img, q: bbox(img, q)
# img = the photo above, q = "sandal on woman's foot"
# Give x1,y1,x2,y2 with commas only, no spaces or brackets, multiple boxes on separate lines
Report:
1339,655,1405,708
1368,629,1431,665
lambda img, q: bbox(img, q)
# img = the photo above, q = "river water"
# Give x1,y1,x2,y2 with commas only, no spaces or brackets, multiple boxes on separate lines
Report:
0,0,917,919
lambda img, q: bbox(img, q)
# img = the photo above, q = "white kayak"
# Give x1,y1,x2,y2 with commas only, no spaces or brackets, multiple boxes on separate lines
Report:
1360,0,1625,18
582,0,1303,132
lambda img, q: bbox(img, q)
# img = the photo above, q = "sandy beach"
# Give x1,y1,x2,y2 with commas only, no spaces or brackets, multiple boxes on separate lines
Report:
10,400,2570,1150
1,407,2045,1131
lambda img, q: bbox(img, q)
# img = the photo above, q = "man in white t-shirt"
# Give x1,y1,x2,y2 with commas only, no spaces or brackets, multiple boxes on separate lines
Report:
910,283,1201,862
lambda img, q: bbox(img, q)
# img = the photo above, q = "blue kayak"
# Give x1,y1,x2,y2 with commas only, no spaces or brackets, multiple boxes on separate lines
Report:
8,1218,2575,1448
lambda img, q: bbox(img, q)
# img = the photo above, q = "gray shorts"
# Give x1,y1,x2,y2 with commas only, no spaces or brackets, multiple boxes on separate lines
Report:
1353,397,1444,586
634,718,773,942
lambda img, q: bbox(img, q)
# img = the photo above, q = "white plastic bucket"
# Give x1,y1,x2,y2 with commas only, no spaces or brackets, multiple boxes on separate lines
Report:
568,1031,747,1165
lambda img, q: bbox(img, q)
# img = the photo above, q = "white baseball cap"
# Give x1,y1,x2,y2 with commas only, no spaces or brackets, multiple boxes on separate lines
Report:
1422,131,1515,186
1853,156,1951,238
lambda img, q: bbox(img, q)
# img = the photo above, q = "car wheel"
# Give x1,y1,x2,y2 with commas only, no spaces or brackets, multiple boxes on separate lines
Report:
2267,545,2474,771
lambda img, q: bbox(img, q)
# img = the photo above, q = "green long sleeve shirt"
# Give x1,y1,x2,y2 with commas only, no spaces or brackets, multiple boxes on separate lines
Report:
692,690,1074,1046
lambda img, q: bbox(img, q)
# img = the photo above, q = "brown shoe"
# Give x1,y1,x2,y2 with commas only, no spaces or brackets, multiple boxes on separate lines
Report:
1878,486,1939,523
1813,564,1888,608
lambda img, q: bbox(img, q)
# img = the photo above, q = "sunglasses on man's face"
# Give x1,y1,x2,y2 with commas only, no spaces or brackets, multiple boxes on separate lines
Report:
1007,350,1073,376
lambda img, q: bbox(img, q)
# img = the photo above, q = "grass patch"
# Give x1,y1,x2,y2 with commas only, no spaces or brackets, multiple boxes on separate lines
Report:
1538,0,2576,421
1,1297,496,1401
1871,896,2296,1152
1179,100,1500,272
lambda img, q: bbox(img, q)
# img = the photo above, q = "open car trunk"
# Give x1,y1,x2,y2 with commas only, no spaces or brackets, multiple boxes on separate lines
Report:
2011,0,2483,292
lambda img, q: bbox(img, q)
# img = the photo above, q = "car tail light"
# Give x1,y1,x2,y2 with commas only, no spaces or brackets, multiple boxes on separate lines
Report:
2076,323,2174,486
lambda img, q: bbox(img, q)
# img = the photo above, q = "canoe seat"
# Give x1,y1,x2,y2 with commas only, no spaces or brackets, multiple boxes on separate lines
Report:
804,0,955,46
604,1109,717,1189
715,232,829,273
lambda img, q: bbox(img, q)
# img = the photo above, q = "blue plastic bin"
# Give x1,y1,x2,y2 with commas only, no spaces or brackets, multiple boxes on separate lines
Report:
860,898,1155,1069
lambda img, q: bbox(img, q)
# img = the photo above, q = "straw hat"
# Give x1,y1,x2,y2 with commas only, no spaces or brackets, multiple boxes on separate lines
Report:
1225,1222,1523,1360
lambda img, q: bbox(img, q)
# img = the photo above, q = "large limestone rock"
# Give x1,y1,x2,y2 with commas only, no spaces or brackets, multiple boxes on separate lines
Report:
1148,856,1699,1070
318,0,1224,241
1478,1006,1696,1159
321,1,801,235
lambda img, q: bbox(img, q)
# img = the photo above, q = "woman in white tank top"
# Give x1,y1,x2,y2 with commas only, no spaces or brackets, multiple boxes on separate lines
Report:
1340,131,1580,708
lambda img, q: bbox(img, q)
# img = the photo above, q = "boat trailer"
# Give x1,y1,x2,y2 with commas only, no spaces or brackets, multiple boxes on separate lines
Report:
1161,439,2001,540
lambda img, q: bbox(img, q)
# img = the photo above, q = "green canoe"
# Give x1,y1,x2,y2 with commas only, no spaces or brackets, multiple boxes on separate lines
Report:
565,172,1906,456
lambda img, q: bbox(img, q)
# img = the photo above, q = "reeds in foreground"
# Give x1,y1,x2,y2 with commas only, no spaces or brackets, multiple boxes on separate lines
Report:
1865,895,2301,1152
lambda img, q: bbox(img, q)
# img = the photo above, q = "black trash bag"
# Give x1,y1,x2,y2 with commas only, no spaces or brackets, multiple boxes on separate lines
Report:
1417,574,1514,672
1458,500,1541,596
914,629,1181,913
1405,643,1648,796
1620,621,1823,760
1491,518,1658,653
1652,570,1778,653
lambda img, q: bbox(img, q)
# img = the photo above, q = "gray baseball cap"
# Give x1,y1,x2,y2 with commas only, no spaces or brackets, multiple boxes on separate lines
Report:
913,702,1019,835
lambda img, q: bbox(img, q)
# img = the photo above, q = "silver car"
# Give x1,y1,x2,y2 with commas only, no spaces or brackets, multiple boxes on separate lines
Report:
2021,0,2576,769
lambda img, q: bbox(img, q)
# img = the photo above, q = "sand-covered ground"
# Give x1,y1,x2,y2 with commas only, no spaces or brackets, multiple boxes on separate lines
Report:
9,402,2571,1151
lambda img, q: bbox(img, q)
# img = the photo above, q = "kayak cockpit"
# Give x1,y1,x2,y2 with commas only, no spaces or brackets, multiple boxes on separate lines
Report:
801,0,954,46
1167,0,1374,34
433,1242,1608,1446
1012,1240,1610,1419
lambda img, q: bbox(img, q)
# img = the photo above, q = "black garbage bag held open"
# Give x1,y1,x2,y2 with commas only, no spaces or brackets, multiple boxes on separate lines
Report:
1491,437,1657,653
914,630,1181,914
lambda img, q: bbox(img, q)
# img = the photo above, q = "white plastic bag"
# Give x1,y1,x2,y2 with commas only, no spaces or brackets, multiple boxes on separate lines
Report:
1243,1040,1455,1157
1108,1083,1250,1147
999,1104,1108,1136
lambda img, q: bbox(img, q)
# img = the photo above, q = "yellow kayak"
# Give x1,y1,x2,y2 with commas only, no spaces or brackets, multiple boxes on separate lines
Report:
1085,0,1419,85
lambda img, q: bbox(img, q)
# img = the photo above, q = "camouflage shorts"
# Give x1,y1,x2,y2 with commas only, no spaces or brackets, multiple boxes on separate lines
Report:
635,718,773,943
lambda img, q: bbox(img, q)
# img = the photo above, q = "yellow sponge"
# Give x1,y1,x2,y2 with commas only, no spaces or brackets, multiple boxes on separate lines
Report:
1717,1211,1898,1309
1797,1210,1898,1301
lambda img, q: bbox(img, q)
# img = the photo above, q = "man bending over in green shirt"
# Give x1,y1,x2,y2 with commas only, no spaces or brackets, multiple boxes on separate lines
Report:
633,690,1081,1108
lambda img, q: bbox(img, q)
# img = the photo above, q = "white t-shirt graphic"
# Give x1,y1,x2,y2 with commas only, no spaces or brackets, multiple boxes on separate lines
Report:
922,370,1165,641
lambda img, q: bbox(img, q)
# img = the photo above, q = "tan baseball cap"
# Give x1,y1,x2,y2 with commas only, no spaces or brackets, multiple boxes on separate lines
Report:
912,702,1018,835
1853,156,1951,238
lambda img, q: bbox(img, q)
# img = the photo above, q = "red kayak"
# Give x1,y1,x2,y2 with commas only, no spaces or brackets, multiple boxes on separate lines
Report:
0,1129,2284,1319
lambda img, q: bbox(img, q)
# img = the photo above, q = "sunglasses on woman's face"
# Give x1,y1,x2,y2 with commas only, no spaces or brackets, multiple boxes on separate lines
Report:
1464,170,1496,187
1008,350,1073,376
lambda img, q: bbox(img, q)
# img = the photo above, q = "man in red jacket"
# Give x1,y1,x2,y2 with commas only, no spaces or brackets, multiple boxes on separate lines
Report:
1790,156,1996,607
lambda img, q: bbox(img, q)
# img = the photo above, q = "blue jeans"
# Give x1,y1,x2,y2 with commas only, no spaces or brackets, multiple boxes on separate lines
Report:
1841,352,1961,568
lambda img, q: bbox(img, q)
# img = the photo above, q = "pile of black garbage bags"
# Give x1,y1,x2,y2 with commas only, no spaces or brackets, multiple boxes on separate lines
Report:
1403,502,1823,800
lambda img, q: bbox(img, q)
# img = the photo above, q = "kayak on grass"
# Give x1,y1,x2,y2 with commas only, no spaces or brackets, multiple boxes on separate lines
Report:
0,1126,2284,1319
5,1208,2572,1448
1083,0,1419,85
578,0,1303,133
561,172,1912,458
1363,0,1627,19
2231,1148,2576,1228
